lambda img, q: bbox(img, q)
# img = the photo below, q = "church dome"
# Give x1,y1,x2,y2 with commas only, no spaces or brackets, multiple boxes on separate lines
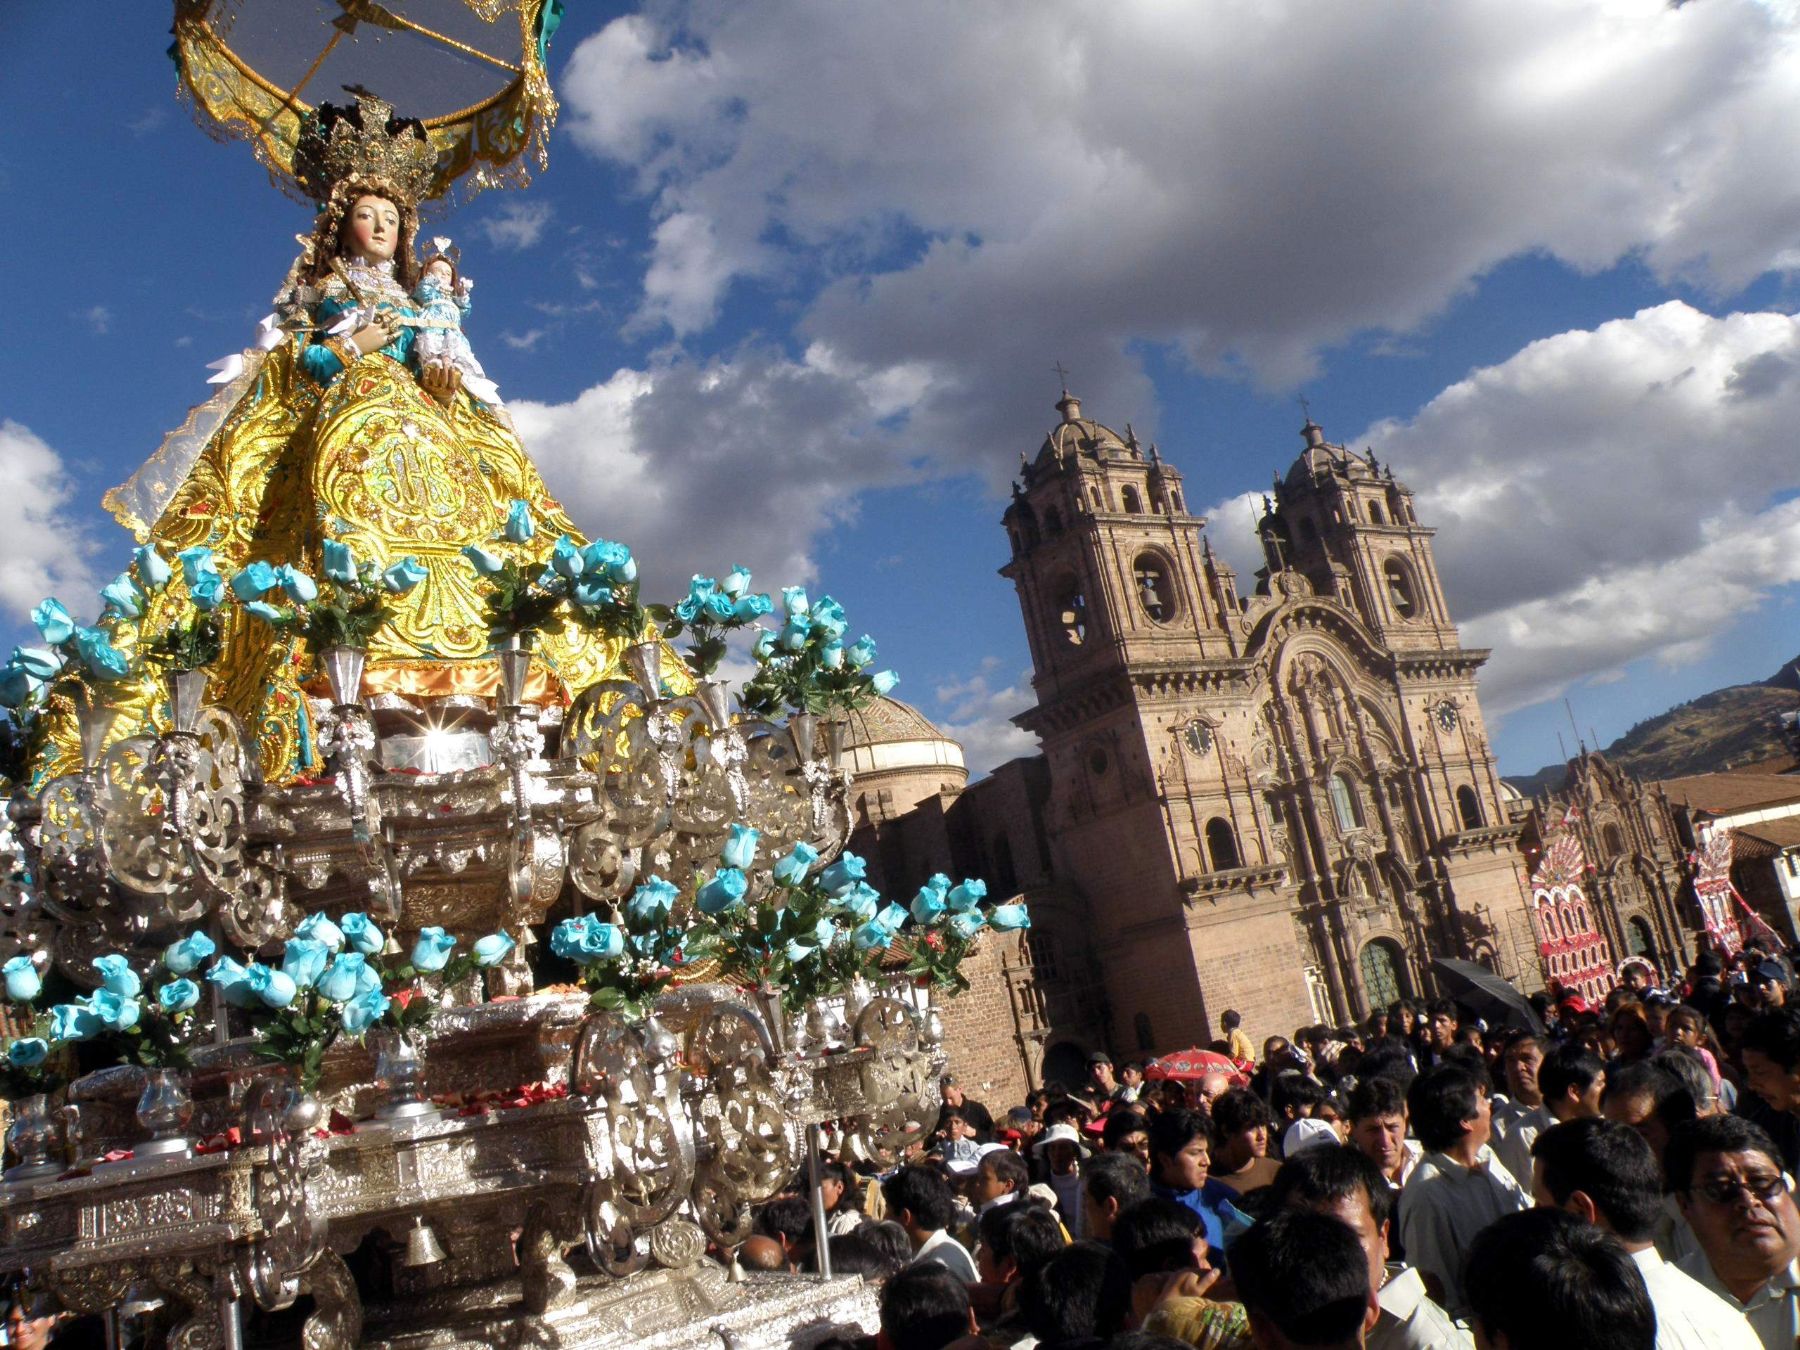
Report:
836,696,967,784
1034,391,1136,470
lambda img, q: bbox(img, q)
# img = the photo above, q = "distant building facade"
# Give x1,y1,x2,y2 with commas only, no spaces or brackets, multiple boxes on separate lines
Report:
843,396,1573,1102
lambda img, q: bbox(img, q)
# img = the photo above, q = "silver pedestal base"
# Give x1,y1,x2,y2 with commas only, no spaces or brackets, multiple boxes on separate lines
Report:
362,1267,878,1350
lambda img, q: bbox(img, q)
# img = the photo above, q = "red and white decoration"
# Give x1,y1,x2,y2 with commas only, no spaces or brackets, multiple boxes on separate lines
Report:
1530,830,1613,1004
1691,829,1744,955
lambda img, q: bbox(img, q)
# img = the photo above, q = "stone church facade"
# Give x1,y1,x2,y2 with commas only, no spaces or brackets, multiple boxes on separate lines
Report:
847,396,1552,1101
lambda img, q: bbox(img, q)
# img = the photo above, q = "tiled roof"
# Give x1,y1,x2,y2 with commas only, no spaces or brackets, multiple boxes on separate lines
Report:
1657,772,1800,816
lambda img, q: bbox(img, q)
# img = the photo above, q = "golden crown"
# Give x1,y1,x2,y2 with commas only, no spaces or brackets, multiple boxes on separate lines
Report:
292,93,440,207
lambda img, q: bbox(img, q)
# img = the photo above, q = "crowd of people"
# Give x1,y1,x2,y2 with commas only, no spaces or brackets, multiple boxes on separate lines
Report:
755,946,1800,1350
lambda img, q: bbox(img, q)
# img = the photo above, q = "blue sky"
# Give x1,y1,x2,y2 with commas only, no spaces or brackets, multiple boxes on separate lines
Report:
3,2,1800,780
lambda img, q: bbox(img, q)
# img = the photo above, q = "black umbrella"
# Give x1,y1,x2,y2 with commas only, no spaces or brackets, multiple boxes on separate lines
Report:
1429,958,1545,1035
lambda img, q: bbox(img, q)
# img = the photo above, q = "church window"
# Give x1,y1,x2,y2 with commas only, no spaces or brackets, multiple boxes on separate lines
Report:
1028,930,1059,980
1205,817,1241,871
1134,1013,1155,1052
1602,824,1625,858
1056,578,1087,645
1171,489,1184,513
1628,917,1654,959
1383,558,1419,619
991,835,1018,896
1044,507,1064,535
1300,518,1320,549
1329,774,1362,833
1134,553,1177,623
1122,486,1143,514
1360,940,1406,1009
1088,746,1109,776
1368,500,1385,525
1455,785,1483,830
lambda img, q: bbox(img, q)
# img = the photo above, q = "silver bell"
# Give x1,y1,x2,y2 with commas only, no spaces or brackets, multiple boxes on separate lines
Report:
403,1216,447,1267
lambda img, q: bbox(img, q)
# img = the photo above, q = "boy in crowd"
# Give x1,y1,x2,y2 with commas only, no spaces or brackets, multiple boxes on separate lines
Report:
1463,1209,1655,1350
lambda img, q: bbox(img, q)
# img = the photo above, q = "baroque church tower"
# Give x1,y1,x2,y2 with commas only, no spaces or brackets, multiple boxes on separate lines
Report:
1000,396,1544,1053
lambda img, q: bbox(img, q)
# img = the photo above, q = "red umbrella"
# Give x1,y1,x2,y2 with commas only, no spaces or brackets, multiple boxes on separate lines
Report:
1143,1048,1243,1082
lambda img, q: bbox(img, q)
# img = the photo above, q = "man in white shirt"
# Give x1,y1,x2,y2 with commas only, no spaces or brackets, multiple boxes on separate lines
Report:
1669,1115,1800,1350
1397,1062,1529,1318
882,1163,979,1284
1490,1032,1552,1189
1272,1144,1470,1349
1530,1116,1760,1348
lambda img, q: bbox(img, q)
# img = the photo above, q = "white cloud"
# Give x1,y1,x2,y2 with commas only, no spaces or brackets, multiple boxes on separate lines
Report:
507,344,928,597
933,660,1039,777
1200,302,1800,717
562,0,1800,461
475,201,553,251
81,306,111,335
0,422,104,622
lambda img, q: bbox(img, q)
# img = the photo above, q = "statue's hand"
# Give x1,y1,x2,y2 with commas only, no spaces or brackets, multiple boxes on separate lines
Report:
351,313,401,356
422,362,462,407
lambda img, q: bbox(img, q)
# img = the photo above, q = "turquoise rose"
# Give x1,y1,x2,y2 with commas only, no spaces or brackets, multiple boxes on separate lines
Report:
874,902,909,933
93,954,141,998
157,979,201,1014
281,937,331,990
3,955,41,1003
819,853,866,898
244,601,285,624
846,635,877,669
696,867,748,915
721,823,760,870
550,535,584,578
101,573,143,619
732,592,773,623
189,572,226,611
572,575,613,608
703,591,735,623
89,989,141,1031
778,621,809,652
316,953,366,1003
295,912,344,950
31,598,74,646
410,927,457,972
627,876,679,925
550,916,623,963
505,500,535,543
206,957,261,1009
322,540,358,585
162,931,215,975
784,939,816,964
48,1002,100,1041
820,641,845,670
910,885,947,925
277,565,318,604
773,842,819,886
720,566,752,598
382,557,427,594
473,933,516,968
0,666,30,710
810,596,848,638
7,1038,48,1068
74,628,131,680
355,961,381,997
872,671,900,696
989,904,1031,932
675,575,715,625
341,988,390,1036
462,544,506,576
12,647,61,681
781,587,809,617
339,912,384,955
246,964,297,1009
230,561,279,600
584,540,635,583
946,879,987,913
177,546,218,584
134,544,173,589
813,917,838,948
852,920,891,952
949,911,987,940
753,631,777,661
837,881,882,922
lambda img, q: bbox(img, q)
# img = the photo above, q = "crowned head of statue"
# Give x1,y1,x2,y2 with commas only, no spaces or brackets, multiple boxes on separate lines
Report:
293,95,438,291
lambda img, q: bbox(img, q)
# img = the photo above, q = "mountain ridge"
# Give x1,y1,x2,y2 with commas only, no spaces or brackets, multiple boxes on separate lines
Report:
1503,658,1800,799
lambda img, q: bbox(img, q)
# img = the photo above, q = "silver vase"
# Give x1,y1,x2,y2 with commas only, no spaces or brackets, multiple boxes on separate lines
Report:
788,712,818,764
134,1070,195,1159
623,641,664,702
695,680,733,730
824,719,849,771
75,696,117,768
167,668,210,734
4,1092,62,1181
373,1030,436,1121
496,632,533,709
318,645,367,707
